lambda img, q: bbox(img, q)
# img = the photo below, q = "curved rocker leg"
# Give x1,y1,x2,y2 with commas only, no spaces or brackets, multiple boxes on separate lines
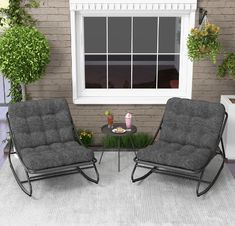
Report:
131,163,154,183
79,163,99,184
196,158,225,197
8,152,32,196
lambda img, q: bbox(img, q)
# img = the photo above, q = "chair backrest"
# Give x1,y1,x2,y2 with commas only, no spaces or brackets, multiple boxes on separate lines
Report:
8,99,75,150
160,98,225,150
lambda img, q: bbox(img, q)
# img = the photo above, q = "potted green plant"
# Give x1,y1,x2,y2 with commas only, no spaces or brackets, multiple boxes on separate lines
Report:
77,129,93,147
0,25,50,101
187,23,221,64
0,0,40,102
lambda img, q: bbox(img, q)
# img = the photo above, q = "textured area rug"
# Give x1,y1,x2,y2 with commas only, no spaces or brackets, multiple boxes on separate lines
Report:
0,152,235,226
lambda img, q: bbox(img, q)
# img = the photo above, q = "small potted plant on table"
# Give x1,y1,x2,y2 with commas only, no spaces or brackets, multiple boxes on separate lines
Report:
104,110,113,128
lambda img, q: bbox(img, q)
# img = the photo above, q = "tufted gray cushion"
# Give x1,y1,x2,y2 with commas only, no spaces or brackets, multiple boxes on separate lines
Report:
137,141,217,171
20,141,94,170
137,98,225,171
160,98,225,150
8,99,75,150
8,99,94,170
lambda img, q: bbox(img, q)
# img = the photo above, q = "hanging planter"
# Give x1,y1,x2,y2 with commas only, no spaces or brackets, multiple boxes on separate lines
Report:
187,23,221,64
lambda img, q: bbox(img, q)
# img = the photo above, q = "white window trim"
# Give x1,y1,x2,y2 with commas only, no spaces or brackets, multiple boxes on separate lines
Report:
70,0,197,104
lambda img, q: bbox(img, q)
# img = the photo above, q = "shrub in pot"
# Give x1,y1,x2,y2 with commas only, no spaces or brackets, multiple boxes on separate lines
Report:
0,25,50,101
187,23,221,64
0,0,40,102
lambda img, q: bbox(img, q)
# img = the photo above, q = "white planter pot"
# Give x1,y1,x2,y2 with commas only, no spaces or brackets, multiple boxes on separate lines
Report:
220,95,235,160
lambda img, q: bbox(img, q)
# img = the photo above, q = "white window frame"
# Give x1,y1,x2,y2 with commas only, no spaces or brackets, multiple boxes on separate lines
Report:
70,0,197,104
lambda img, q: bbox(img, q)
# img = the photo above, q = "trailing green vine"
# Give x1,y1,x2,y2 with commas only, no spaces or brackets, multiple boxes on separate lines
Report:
0,0,39,102
0,0,39,27
217,53,235,79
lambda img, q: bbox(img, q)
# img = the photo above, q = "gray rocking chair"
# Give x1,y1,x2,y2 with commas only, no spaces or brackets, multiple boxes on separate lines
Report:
7,98,99,196
131,98,228,197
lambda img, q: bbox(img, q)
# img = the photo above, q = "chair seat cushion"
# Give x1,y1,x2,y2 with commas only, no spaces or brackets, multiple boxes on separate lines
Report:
137,141,216,171
20,141,94,171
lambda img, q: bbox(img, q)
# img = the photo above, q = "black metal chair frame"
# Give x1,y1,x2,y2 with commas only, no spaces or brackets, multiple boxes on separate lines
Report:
6,112,99,197
131,112,228,197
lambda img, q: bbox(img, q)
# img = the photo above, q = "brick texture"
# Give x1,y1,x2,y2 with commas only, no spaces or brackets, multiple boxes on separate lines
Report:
27,0,235,144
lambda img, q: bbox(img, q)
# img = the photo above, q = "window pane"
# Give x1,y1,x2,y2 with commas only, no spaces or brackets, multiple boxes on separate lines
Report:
85,55,106,88
84,17,106,53
108,17,131,53
108,55,131,88
158,55,179,88
159,17,181,53
133,17,158,53
133,55,156,88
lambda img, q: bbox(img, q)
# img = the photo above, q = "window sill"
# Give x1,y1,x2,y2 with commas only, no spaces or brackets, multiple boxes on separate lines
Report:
73,95,190,105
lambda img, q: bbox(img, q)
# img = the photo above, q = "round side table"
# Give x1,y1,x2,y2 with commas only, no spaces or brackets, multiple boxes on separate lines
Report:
99,123,137,172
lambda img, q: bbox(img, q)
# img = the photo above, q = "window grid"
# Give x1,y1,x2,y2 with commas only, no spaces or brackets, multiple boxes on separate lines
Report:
131,16,133,89
156,16,159,89
84,16,181,89
106,16,109,89
85,53,180,55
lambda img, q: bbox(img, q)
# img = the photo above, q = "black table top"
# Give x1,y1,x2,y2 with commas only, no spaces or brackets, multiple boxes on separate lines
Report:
101,123,137,136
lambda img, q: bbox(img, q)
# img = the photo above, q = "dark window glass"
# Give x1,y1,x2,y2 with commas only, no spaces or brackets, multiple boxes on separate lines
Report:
85,55,106,88
133,17,158,53
108,17,131,53
83,17,181,90
158,55,179,88
159,17,181,53
133,55,156,88
108,55,131,88
84,17,106,53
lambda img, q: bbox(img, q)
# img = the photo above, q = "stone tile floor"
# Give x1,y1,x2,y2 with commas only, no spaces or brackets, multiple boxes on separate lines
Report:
227,162,235,178
1,150,235,178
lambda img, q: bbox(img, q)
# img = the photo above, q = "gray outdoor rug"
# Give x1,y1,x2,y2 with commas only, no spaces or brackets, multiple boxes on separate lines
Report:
0,152,235,226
